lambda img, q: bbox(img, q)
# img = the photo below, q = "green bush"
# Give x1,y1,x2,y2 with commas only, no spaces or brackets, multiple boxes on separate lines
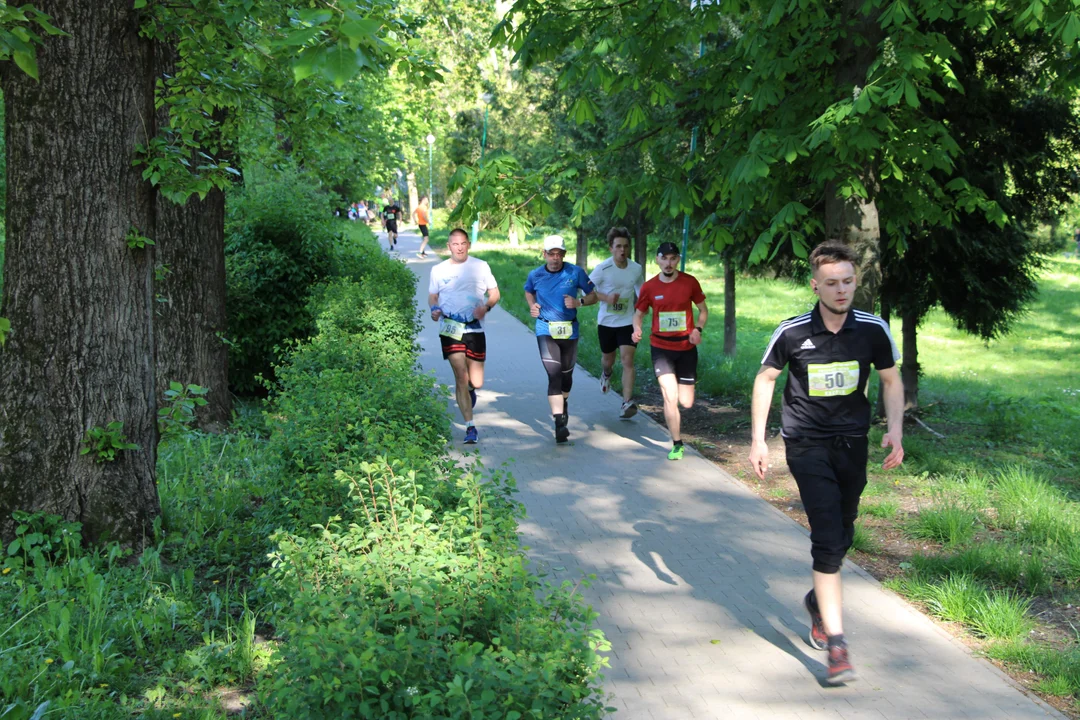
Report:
225,169,341,395
256,229,609,717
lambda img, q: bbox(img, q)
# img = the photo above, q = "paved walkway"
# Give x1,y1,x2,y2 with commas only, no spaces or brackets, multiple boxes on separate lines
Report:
392,229,1061,720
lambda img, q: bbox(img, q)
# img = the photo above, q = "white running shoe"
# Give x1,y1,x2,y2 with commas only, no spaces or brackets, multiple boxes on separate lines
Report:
619,400,638,419
600,372,612,394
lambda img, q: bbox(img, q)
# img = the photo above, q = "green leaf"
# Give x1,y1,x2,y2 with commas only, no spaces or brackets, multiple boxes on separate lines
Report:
203,24,217,42
340,18,381,43
134,0,147,7
13,51,38,80
0,317,9,349
904,79,919,108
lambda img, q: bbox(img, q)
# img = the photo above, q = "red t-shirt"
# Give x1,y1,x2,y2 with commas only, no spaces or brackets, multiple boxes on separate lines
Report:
635,272,706,351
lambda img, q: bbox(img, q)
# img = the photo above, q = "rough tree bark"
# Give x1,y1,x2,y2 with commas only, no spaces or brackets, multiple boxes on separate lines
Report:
575,226,588,269
0,1,160,545
152,45,230,431
723,255,736,357
901,308,919,410
634,211,649,267
152,188,230,431
825,5,884,314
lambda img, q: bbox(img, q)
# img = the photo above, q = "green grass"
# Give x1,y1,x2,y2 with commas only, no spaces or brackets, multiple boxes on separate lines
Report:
861,498,900,519
988,642,1080,698
892,573,1033,640
992,465,1079,545
907,505,980,545
850,520,880,553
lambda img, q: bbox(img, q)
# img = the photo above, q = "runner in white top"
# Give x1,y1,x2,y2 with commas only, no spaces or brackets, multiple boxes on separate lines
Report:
428,228,500,444
589,227,645,418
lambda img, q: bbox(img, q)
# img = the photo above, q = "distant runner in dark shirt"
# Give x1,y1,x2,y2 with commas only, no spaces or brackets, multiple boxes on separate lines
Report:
382,199,402,250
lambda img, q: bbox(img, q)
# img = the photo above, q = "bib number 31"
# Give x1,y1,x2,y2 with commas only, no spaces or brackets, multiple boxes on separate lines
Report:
808,361,860,397
548,321,573,339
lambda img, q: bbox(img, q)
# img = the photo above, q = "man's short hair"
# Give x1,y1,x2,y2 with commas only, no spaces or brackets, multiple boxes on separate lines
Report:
448,228,469,242
607,226,631,245
809,241,858,271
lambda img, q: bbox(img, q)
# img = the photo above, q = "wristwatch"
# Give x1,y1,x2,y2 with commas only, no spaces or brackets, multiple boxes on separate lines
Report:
695,326,704,333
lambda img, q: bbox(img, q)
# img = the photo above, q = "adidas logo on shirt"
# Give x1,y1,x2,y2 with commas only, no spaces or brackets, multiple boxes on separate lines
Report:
800,339,816,350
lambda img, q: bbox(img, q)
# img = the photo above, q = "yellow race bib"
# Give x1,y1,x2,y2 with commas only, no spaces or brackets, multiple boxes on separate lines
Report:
658,311,688,333
808,361,860,397
548,321,573,339
439,318,465,340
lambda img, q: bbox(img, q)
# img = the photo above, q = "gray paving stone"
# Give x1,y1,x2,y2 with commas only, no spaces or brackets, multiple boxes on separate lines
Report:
395,231,1062,720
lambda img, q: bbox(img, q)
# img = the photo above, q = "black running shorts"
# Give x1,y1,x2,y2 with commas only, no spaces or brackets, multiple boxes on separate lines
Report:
598,324,637,354
440,331,486,361
650,346,698,385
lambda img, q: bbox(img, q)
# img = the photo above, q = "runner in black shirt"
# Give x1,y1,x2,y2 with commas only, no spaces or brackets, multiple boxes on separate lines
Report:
749,241,904,686
382,199,402,250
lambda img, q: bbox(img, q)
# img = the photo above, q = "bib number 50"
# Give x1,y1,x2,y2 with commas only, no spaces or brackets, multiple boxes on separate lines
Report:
807,361,860,397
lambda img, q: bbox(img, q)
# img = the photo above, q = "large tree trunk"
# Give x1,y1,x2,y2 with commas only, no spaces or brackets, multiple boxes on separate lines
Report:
901,308,920,410
153,190,230,431
825,4,883,314
406,170,419,218
152,46,230,432
634,211,649,267
723,256,736,357
0,1,160,546
575,226,588,269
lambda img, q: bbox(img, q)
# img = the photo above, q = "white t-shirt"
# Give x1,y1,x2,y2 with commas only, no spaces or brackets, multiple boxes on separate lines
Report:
589,257,645,327
428,256,498,333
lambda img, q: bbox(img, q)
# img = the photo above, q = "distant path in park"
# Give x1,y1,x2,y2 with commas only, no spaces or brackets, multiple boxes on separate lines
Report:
394,229,1062,720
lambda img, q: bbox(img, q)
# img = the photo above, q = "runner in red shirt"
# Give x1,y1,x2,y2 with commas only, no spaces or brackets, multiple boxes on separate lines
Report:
632,242,709,460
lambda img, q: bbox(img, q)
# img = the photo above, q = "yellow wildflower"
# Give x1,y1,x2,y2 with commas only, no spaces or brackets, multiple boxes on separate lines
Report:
1,567,10,575
44,658,54,665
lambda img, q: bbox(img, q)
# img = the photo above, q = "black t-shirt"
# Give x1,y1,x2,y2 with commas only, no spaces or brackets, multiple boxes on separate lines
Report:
761,303,899,439
383,204,401,223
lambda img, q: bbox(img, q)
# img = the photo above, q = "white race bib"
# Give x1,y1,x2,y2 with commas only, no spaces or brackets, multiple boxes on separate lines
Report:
548,321,573,339
808,361,860,397
439,318,466,340
610,300,628,313
658,311,688,333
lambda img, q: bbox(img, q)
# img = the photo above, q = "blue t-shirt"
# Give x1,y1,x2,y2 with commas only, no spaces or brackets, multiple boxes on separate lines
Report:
524,263,595,339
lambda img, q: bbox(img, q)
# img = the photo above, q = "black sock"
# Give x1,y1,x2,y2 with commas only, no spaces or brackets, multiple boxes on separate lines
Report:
827,633,845,648
673,440,684,448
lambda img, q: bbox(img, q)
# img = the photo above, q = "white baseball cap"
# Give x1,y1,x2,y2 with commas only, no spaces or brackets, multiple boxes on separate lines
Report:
543,235,566,252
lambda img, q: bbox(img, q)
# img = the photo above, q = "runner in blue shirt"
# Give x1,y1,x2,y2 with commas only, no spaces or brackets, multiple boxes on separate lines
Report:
524,235,597,444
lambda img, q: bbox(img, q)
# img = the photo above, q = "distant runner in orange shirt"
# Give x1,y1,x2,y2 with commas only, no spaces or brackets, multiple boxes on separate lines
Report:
413,196,432,257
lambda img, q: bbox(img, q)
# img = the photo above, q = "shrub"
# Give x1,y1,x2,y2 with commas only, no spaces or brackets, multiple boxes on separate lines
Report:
257,229,609,717
224,169,340,394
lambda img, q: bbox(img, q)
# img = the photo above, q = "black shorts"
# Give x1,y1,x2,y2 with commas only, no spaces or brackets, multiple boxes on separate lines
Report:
785,435,869,574
418,224,430,237
651,346,697,385
440,331,486,361
385,220,398,233
598,325,637,354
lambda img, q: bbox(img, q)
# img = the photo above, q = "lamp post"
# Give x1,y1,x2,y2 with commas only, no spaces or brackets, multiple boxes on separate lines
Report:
426,133,435,208
471,93,492,243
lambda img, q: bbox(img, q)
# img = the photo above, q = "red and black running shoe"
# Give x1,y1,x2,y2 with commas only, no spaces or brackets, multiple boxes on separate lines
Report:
826,643,857,685
804,590,828,651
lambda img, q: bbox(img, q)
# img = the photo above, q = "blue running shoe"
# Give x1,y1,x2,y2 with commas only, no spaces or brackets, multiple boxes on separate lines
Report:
464,426,478,444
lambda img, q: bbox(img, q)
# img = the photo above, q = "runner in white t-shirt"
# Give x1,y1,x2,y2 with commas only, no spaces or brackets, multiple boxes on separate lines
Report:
428,228,500,444
589,227,645,419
